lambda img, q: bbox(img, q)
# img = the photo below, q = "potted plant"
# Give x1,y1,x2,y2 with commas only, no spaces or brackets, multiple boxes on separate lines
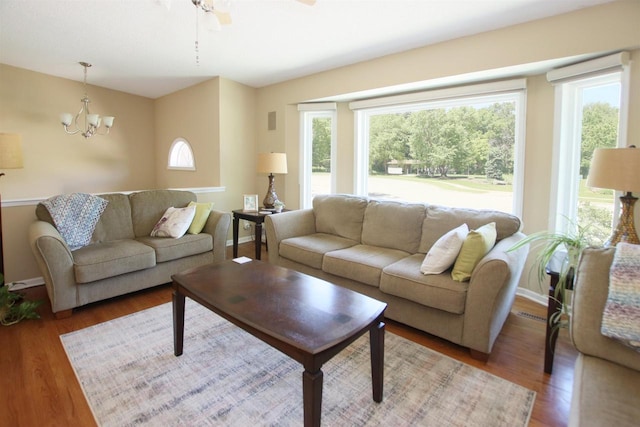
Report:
508,221,591,329
0,275,42,326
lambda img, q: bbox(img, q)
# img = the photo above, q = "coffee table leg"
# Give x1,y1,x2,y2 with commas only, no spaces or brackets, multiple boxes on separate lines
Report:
173,287,185,357
370,320,385,402
303,369,323,427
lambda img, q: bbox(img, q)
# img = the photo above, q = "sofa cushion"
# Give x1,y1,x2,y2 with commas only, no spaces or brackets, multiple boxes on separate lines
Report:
91,193,136,242
451,222,497,282
313,194,368,242
381,254,469,314
570,354,640,427
361,200,426,254
323,244,410,287
73,240,156,283
130,190,196,238
421,223,469,275
419,205,520,253
137,234,213,263
187,201,214,234
150,206,196,238
279,233,358,269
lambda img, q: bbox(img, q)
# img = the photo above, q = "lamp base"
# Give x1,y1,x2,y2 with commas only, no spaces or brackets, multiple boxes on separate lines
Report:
605,192,640,247
262,173,279,209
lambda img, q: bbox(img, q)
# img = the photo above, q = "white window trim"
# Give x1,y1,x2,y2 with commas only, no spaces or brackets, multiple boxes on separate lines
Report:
350,79,527,217
167,138,196,171
298,103,337,209
547,53,630,233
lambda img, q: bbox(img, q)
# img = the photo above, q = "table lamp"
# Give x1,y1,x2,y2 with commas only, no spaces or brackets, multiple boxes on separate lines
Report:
587,145,640,246
257,152,287,209
0,133,24,279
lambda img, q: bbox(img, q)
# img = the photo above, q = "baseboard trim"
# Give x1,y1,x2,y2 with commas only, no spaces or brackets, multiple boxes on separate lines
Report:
516,288,547,306
7,277,45,291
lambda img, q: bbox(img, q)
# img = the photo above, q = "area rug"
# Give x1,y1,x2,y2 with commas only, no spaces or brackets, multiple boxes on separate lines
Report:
60,300,535,426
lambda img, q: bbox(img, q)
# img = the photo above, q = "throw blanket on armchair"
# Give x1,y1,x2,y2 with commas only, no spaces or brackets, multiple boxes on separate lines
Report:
601,242,640,351
42,193,108,251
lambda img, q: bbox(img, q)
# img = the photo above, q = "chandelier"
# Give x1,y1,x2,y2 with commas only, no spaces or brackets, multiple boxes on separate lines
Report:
60,62,115,138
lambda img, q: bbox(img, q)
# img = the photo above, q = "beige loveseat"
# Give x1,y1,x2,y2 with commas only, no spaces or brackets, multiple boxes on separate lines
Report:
569,247,640,426
29,189,230,318
265,194,529,359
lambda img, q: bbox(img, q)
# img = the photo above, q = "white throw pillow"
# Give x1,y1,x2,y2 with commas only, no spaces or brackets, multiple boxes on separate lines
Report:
420,223,469,275
150,206,196,238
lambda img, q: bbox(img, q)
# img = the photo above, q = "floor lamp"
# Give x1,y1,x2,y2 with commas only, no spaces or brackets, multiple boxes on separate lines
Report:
0,134,24,283
587,146,640,246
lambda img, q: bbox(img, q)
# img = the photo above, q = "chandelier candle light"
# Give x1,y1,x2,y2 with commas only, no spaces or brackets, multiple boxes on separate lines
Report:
60,62,114,139
257,153,287,209
587,145,640,246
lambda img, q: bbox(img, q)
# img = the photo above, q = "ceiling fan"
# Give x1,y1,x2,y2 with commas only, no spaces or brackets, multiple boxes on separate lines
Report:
191,0,316,26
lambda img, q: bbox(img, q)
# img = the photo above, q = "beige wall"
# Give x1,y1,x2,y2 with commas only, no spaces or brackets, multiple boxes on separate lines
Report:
1,1,639,298
255,1,640,296
155,78,221,189
0,64,156,283
0,64,156,199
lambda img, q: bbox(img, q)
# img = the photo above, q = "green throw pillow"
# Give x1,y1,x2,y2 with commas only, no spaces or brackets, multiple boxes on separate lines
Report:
451,222,497,282
187,201,214,234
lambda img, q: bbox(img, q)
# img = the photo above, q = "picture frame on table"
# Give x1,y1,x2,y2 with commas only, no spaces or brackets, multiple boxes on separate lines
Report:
243,194,258,212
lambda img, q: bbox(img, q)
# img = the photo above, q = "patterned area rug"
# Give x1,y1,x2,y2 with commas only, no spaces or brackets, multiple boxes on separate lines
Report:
61,300,535,426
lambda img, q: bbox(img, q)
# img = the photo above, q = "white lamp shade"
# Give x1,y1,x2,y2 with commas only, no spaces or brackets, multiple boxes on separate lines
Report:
257,152,288,174
587,147,640,193
103,116,115,128
60,113,73,126
0,133,24,169
87,114,100,126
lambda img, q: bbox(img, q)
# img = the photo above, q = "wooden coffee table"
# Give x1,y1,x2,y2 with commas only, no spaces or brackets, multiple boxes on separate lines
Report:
172,259,387,427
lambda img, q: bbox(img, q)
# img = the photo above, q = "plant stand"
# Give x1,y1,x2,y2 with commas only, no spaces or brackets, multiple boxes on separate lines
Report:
544,264,575,374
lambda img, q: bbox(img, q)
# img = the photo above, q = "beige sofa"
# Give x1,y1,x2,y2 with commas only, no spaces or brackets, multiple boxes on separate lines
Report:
29,189,230,318
265,194,529,359
569,247,640,426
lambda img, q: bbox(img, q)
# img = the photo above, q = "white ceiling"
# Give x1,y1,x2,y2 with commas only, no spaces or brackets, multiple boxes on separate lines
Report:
0,0,615,99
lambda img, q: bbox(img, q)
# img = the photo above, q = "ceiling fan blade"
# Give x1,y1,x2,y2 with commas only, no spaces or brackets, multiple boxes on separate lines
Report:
214,10,232,25
296,0,316,5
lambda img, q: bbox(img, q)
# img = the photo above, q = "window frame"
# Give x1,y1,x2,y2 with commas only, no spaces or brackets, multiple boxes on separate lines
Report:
547,53,630,235
298,103,337,209
350,79,527,217
167,138,196,171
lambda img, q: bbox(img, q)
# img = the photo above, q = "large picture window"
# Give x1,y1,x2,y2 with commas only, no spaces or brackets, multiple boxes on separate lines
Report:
351,80,526,216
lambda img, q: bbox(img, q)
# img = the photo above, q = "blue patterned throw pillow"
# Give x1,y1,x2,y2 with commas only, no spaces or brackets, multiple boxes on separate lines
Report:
42,193,109,250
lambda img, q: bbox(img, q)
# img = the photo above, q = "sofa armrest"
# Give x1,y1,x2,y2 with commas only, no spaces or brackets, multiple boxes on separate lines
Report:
462,232,529,353
202,209,231,262
265,209,316,264
571,247,640,371
28,221,78,314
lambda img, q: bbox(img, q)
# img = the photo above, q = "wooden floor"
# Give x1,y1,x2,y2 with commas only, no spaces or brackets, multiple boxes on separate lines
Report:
1,243,577,427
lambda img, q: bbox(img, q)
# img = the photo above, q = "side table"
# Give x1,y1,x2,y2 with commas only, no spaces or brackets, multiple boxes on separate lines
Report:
544,254,575,374
232,209,288,260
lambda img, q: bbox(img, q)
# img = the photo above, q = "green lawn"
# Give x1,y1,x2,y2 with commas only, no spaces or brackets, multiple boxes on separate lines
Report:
371,174,614,202
372,174,513,193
